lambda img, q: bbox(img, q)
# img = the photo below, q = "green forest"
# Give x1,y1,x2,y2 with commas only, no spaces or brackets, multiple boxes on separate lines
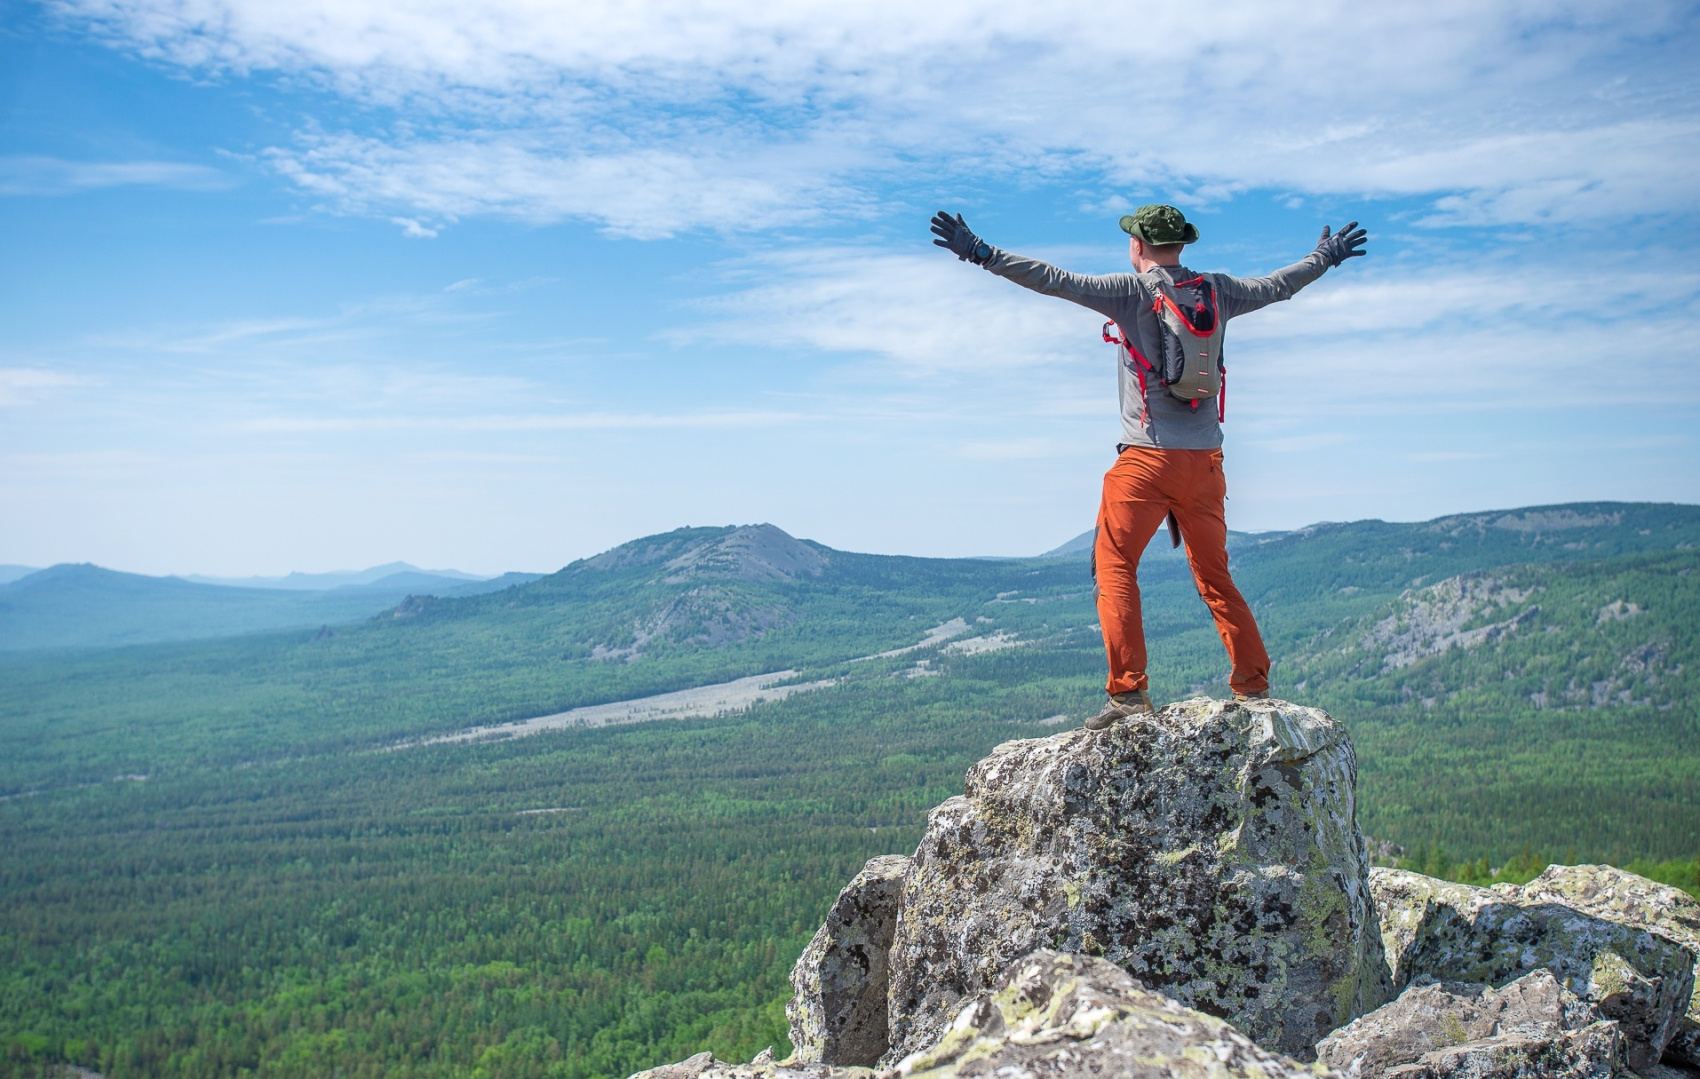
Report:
2,504,1697,1078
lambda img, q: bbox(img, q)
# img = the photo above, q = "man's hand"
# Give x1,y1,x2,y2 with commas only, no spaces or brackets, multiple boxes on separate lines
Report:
1315,221,1368,267
931,210,993,265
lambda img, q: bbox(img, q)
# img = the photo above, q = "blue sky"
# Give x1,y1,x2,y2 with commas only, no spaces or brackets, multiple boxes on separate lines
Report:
2,0,1697,575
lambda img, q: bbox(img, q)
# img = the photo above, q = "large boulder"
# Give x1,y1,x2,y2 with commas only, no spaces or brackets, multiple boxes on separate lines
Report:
885,697,1391,1062
788,855,910,1066
1518,864,1700,1067
1369,868,1695,1071
1315,970,1623,1079
632,951,1333,1079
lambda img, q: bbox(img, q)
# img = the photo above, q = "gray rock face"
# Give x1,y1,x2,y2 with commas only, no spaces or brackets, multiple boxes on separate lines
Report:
788,855,910,1066
1370,868,1696,1071
891,950,1333,1079
885,698,1391,1063
1518,864,1700,1067
626,1047,864,1079
1379,1025,1624,1079
1315,970,1622,1079
633,951,1331,1079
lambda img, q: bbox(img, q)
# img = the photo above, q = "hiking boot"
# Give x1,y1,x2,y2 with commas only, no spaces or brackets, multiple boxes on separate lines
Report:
1085,688,1154,730
1233,691,1270,703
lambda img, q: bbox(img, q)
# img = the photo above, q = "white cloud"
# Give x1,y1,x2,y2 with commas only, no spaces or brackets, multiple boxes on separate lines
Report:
268,130,869,236
226,408,803,434
689,246,1700,418
690,249,1094,374
0,368,94,406
45,0,1700,233
0,155,229,195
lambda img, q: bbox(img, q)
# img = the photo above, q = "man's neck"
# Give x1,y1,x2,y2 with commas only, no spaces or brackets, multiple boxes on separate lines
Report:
1132,257,1184,274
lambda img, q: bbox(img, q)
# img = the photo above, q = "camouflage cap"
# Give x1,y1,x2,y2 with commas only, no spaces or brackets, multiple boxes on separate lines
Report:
1119,204,1199,246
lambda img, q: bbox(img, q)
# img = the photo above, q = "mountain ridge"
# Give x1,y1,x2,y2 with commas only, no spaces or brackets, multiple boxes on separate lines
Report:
0,563,542,652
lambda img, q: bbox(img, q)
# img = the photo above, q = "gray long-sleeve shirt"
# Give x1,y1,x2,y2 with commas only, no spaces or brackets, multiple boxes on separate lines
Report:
982,247,1331,449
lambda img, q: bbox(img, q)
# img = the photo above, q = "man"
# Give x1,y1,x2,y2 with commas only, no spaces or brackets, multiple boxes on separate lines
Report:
929,204,1367,728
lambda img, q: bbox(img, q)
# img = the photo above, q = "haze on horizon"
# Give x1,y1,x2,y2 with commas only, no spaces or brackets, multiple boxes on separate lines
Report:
3,0,1697,577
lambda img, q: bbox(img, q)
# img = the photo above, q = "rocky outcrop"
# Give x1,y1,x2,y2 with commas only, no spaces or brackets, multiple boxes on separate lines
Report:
1518,864,1700,1067
1315,970,1623,1079
788,856,910,1066
885,698,1390,1062
1370,868,1695,1070
634,951,1332,1079
631,695,1700,1079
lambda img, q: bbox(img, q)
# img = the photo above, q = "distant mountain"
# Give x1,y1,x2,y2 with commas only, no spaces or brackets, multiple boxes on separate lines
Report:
1039,529,1096,558
336,570,543,596
1283,550,1696,711
185,561,492,590
1040,502,1696,567
0,563,537,652
0,564,40,585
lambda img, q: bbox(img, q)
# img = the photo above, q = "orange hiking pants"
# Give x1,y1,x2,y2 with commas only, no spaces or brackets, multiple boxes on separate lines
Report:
1094,446,1269,697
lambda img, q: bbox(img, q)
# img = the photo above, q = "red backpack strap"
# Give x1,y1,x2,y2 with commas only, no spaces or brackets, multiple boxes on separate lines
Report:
1103,321,1152,424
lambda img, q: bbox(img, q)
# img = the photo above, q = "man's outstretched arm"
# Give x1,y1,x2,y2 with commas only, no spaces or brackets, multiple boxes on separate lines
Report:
1215,222,1368,319
930,210,1134,319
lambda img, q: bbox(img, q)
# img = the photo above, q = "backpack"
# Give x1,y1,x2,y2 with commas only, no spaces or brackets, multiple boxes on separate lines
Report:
1101,271,1226,421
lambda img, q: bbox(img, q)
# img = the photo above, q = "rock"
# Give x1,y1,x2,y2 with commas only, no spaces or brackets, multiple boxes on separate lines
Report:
788,855,910,1065
1315,970,1623,1079
634,951,1331,1079
1518,864,1700,1067
1383,1025,1624,1079
626,1051,866,1079
892,950,1333,1079
884,697,1391,1062
1369,868,1696,1070
637,1051,720,1079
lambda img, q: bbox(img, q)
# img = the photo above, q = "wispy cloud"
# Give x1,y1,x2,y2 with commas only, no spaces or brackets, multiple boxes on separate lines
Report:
690,248,1100,377
0,367,94,406
688,245,1700,416
266,130,869,237
45,0,1700,233
226,408,803,434
0,154,229,195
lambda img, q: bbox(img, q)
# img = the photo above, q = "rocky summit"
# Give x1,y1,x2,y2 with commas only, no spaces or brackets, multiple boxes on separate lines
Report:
885,697,1389,1061
631,695,1700,1079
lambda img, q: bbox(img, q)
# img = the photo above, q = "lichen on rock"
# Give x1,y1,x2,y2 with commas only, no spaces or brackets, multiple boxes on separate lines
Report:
1369,867,1696,1071
892,950,1336,1079
884,697,1391,1063
1517,863,1700,1068
788,855,911,1066
1315,969,1622,1079
633,951,1334,1079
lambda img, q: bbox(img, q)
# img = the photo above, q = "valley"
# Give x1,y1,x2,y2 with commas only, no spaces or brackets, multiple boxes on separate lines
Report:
1,502,1697,1079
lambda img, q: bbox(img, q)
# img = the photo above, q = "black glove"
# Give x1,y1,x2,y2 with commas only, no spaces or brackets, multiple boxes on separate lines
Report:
931,210,993,265
1315,221,1368,267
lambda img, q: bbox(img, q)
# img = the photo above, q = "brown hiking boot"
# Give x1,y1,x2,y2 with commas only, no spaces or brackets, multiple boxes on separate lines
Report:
1233,691,1270,703
1085,688,1154,730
